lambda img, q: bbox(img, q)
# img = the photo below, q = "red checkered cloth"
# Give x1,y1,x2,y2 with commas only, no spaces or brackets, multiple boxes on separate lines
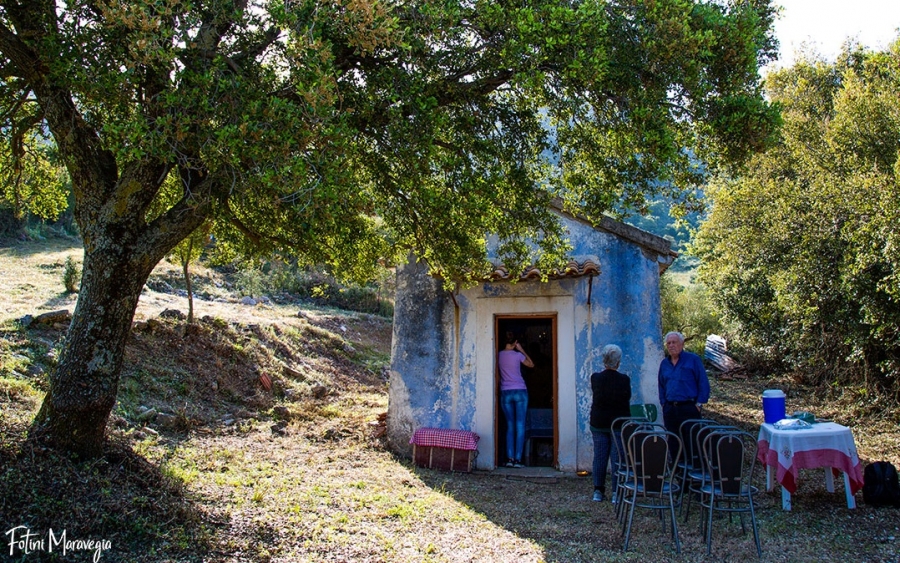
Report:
410,428,479,451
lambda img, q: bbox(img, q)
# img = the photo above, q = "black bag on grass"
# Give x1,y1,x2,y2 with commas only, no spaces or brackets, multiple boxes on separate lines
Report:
862,461,900,507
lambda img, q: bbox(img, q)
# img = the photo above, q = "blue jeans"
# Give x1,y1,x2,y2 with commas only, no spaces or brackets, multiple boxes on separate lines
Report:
591,430,622,493
500,389,528,462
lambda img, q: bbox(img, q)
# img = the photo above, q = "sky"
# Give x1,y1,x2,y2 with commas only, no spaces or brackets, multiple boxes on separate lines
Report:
770,0,900,69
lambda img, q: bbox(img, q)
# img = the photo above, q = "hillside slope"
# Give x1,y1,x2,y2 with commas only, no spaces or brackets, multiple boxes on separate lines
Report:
2,236,899,563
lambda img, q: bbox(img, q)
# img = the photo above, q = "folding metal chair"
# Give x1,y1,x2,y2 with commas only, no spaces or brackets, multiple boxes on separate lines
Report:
610,416,647,520
682,422,736,522
676,418,718,518
621,428,683,554
615,419,665,523
699,430,762,557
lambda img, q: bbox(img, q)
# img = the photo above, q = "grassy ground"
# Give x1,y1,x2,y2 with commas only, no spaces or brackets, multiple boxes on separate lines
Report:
1,237,899,562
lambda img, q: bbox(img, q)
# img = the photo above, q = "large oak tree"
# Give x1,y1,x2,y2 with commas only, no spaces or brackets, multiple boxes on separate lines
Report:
0,0,779,456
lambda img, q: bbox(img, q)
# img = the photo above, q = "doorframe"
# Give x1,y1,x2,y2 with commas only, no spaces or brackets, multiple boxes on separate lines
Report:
472,294,576,470
494,315,558,467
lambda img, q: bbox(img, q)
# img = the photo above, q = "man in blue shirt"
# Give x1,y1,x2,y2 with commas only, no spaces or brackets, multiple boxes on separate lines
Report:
658,331,710,449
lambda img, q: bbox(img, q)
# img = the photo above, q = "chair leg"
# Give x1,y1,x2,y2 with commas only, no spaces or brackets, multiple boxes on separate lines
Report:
749,495,762,557
623,495,637,551
683,482,694,523
668,494,681,554
616,480,628,523
706,494,715,555
620,491,630,536
698,494,706,536
676,470,687,515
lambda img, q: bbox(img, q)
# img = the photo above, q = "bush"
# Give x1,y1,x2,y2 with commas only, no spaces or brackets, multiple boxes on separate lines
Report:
63,256,80,293
234,266,265,298
230,260,395,317
660,274,722,355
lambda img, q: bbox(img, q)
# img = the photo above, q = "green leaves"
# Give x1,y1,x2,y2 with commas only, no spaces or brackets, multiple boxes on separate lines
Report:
0,0,778,284
695,39,900,396
0,133,69,221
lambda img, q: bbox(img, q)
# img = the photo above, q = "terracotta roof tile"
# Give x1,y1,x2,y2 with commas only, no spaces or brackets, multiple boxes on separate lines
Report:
485,258,601,282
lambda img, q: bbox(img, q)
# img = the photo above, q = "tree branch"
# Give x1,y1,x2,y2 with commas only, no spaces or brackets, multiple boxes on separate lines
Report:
0,4,119,219
223,197,262,247
233,25,281,68
0,22,39,78
432,70,515,106
140,173,215,264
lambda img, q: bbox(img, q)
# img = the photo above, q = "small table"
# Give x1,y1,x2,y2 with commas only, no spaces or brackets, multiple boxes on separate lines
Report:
757,422,864,511
410,428,479,472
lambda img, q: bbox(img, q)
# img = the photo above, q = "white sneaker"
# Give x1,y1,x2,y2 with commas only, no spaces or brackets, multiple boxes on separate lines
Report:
592,490,604,502
611,493,618,505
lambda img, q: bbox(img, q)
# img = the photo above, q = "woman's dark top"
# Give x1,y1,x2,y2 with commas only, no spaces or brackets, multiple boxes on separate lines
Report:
590,368,632,431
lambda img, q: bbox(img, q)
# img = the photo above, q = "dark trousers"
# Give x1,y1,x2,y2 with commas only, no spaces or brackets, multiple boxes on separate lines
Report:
662,402,701,458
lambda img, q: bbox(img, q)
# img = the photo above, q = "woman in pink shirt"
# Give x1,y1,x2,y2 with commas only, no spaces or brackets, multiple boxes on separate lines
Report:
498,331,534,467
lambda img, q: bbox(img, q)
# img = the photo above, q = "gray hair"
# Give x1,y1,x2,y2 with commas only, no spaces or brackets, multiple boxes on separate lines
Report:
664,331,685,343
601,344,622,369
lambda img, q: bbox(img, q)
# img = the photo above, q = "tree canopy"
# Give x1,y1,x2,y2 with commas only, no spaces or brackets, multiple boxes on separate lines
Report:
0,0,779,455
694,40,900,401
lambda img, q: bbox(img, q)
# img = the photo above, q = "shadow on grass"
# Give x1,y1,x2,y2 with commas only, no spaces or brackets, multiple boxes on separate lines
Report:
0,236,81,257
0,429,222,563
40,292,79,312
411,467,657,562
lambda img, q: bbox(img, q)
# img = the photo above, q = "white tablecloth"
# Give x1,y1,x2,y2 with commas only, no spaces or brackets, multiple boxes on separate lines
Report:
757,422,863,495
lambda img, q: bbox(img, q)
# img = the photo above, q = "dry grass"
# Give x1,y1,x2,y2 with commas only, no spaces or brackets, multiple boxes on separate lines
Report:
1,236,899,563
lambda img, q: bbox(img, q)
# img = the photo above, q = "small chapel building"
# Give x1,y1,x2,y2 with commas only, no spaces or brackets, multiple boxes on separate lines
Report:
387,204,677,471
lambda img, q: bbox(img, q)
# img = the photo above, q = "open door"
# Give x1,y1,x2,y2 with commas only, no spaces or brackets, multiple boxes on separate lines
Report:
495,315,557,467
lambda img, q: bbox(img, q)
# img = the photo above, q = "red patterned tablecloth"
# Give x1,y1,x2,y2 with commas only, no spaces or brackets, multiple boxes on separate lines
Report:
757,422,864,495
411,428,479,451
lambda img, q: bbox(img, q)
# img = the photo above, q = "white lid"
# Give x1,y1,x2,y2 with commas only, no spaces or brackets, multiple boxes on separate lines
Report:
762,389,785,398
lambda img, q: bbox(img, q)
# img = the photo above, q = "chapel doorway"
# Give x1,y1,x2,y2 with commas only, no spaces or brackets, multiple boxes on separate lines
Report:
495,315,557,467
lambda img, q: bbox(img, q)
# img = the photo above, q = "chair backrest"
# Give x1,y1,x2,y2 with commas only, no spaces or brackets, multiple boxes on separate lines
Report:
630,430,682,494
622,422,653,473
629,403,660,422
693,424,736,471
637,433,669,493
611,417,649,477
611,416,648,433
702,430,757,496
526,409,553,433
680,419,717,469
615,417,648,454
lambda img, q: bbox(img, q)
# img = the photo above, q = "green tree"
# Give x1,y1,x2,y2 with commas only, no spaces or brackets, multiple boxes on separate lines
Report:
660,274,722,354
150,171,212,325
694,40,900,399
0,131,68,222
0,0,779,456
173,224,211,325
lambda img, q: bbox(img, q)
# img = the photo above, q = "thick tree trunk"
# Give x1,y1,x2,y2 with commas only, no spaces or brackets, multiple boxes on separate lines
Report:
32,241,156,457
5,0,214,458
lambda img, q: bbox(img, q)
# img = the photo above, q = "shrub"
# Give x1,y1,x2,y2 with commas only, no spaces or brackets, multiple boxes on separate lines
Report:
63,256,80,293
660,274,722,355
234,266,265,298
